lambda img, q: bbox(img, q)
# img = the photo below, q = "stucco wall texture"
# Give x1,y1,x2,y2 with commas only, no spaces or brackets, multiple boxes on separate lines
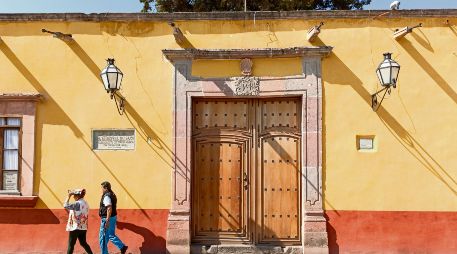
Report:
1,11,457,253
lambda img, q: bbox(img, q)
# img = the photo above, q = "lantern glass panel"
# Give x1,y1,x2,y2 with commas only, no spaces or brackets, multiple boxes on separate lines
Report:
391,66,400,83
379,67,391,86
116,73,123,90
107,72,118,90
101,72,109,90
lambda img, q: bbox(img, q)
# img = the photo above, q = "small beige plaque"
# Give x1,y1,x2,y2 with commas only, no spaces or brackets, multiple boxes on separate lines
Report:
359,138,373,150
357,135,376,151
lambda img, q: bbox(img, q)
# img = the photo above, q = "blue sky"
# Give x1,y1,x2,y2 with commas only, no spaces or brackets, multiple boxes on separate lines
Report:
0,0,456,13
366,0,457,10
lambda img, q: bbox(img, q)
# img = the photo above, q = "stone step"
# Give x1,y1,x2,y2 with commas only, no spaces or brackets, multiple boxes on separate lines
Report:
191,245,303,254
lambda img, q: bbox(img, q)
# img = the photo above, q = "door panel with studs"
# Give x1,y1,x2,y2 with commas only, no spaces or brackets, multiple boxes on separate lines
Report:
192,98,251,243
257,98,301,244
192,139,249,241
259,135,301,243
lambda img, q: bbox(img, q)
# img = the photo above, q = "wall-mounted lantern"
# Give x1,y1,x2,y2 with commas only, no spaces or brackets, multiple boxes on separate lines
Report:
100,58,125,115
372,53,400,111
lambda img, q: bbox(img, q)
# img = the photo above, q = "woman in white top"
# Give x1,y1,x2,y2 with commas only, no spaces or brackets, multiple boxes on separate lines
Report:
63,188,93,254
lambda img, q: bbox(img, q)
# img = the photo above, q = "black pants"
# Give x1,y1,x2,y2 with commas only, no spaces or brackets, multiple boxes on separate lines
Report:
67,229,93,254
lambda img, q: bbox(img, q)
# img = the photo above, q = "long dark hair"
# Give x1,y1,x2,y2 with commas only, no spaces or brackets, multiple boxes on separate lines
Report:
101,181,116,197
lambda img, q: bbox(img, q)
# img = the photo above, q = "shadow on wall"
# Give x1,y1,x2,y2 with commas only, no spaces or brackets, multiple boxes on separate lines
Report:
323,47,457,252
0,36,153,216
325,48,457,193
123,102,189,185
0,37,84,203
118,221,166,254
0,209,60,224
2,21,165,37
327,51,457,191
64,39,102,81
0,17,405,38
398,37,457,104
324,213,339,254
309,37,341,252
0,209,168,253
410,30,434,52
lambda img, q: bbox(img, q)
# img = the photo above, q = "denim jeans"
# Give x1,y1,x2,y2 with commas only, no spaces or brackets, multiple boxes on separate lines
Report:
99,216,125,254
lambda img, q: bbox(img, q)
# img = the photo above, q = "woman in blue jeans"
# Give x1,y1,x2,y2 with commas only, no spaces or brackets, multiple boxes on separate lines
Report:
99,181,128,254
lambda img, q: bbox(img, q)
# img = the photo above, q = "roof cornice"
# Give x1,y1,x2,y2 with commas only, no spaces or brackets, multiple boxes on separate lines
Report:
0,93,43,102
0,10,455,22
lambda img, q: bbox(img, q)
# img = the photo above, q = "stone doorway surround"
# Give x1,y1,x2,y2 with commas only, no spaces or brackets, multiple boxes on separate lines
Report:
163,46,333,254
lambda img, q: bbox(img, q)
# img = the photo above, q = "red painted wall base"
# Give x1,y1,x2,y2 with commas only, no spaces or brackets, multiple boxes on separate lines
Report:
326,210,457,254
0,209,168,254
2,209,457,253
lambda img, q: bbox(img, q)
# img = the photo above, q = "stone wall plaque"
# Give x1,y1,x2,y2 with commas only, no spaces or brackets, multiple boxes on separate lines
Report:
92,129,135,150
3,171,18,190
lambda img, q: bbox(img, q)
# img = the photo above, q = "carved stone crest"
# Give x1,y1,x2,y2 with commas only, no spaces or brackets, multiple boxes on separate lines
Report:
234,76,260,96
240,58,253,76
234,58,259,96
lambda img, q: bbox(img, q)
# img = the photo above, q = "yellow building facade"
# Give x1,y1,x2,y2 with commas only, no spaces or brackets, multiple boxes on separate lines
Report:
0,10,456,253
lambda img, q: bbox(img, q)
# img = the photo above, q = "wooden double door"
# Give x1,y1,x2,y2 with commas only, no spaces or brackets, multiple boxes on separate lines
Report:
191,97,302,246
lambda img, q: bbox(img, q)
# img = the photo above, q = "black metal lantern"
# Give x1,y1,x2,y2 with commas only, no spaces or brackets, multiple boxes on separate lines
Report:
100,58,123,96
100,58,125,115
376,53,400,88
372,53,401,111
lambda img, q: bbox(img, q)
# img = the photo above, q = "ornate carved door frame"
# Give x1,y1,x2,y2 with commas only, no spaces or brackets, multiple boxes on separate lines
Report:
163,47,333,254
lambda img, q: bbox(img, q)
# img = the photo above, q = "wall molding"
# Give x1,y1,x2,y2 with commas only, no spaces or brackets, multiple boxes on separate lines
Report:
162,47,333,61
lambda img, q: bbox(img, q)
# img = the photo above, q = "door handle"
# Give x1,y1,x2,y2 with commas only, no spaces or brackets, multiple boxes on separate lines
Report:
243,172,249,190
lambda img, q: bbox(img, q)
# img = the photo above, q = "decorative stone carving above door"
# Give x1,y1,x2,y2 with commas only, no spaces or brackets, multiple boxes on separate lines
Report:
234,76,260,96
